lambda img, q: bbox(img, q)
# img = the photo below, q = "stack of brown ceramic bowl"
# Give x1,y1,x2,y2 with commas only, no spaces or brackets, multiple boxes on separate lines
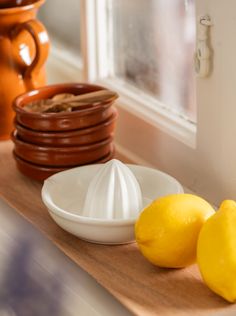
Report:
12,83,118,181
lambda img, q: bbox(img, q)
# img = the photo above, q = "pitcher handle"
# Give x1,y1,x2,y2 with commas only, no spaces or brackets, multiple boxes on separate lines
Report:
12,19,50,88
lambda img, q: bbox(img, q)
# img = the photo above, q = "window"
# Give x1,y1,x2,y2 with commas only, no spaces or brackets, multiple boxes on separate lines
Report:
38,0,236,205
82,0,196,147
106,0,196,123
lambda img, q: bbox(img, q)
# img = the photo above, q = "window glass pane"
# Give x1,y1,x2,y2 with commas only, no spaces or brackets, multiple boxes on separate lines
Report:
38,0,81,55
108,0,196,122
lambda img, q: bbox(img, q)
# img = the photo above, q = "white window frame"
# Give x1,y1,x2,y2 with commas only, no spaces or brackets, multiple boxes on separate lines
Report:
46,0,236,205
81,0,196,149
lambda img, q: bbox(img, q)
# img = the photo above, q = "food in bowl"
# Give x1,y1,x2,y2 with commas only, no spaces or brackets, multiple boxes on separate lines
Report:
13,83,118,131
23,90,118,113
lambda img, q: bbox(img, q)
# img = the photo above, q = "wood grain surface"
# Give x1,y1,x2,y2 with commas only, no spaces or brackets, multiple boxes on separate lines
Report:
0,140,235,316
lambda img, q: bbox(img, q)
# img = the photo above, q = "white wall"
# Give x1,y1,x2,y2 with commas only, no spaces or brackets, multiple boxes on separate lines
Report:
38,0,81,54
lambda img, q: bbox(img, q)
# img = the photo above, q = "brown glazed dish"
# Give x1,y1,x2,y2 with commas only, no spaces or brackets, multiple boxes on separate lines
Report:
13,147,115,181
13,83,115,131
15,108,118,146
12,131,113,167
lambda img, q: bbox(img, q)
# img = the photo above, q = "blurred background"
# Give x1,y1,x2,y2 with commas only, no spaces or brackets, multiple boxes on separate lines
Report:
0,199,131,316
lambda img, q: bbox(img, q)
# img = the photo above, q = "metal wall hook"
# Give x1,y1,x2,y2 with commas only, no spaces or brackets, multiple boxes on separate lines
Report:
195,15,213,77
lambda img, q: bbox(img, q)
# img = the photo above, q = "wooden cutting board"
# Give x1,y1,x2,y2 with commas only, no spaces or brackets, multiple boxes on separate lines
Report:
0,140,235,316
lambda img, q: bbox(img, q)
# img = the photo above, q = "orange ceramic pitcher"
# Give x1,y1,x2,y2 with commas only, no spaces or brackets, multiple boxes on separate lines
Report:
0,0,50,140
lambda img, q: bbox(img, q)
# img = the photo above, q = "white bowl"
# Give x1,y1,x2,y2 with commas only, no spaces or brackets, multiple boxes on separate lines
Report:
41,164,184,244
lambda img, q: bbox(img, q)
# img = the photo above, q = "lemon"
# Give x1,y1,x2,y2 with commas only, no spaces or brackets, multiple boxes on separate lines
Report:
197,200,236,302
135,194,215,268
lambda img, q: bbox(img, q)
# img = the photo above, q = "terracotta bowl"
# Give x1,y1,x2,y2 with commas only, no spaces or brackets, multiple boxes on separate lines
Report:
13,83,115,132
12,131,113,167
13,147,115,181
15,108,118,147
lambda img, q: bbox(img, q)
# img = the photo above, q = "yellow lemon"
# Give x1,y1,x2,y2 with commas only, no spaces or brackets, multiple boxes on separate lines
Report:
135,194,215,268
197,200,236,302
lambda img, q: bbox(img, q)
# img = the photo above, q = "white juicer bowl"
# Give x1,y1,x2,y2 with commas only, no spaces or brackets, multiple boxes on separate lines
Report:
41,164,184,244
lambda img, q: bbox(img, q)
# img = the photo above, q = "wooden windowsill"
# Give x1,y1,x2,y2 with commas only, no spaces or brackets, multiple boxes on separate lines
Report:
0,141,234,316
